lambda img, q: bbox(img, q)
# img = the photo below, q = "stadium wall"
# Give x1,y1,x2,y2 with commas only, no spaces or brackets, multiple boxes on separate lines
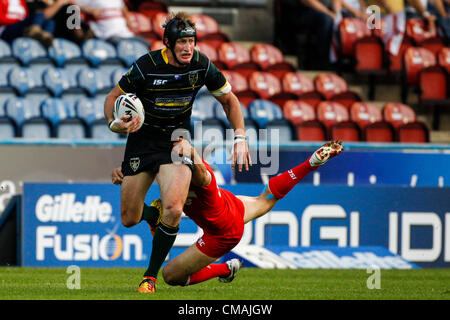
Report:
19,182,450,268
0,140,448,268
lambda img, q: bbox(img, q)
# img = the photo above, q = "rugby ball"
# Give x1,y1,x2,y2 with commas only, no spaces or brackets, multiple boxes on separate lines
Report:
113,93,145,129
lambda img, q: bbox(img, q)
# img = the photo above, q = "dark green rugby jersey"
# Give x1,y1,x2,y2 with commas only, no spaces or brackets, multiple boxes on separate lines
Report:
117,48,229,132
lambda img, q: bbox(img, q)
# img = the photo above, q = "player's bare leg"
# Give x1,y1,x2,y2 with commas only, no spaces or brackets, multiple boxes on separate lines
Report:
239,140,344,223
157,163,192,227
162,244,241,286
120,171,155,227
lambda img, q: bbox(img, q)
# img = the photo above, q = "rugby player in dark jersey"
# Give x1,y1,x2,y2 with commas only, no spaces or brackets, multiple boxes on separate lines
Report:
103,12,251,292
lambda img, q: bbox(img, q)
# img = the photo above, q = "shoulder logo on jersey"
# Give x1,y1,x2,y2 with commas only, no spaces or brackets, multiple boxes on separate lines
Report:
130,157,140,172
188,71,198,86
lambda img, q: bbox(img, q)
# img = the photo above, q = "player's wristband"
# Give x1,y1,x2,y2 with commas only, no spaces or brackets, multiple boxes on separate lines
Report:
423,11,431,18
234,135,247,144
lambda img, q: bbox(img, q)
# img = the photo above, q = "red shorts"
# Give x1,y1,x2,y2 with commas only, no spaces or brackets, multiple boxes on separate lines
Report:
195,199,245,258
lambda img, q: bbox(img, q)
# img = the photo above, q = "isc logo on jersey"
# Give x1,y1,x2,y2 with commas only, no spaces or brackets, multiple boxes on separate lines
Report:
34,193,144,262
153,79,168,85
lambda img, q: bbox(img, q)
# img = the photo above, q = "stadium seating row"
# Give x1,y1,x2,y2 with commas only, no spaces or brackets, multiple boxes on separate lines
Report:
0,93,429,143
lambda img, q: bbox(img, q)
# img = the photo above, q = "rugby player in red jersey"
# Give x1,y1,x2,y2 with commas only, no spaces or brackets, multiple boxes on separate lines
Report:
112,139,343,292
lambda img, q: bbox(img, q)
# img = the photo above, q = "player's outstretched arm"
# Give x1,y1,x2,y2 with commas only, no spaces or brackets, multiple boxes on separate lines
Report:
214,92,252,172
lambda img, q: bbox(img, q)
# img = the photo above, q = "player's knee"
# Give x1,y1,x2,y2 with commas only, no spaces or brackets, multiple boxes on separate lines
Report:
162,267,184,286
120,208,140,228
162,202,184,225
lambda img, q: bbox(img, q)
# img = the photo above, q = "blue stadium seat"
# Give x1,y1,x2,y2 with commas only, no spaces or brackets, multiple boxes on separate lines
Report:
110,67,128,86
0,92,18,113
0,64,13,88
8,67,34,96
5,97,31,127
41,97,88,138
91,119,121,140
192,118,226,143
43,67,73,97
82,39,123,72
77,68,111,96
0,39,17,64
57,118,88,139
0,117,17,138
116,38,149,67
248,99,283,128
264,119,295,142
214,103,248,128
22,118,52,138
48,38,85,67
192,97,217,120
41,97,71,123
8,67,49,96
11,38,48,65
4,96,49,137
75,97,104,125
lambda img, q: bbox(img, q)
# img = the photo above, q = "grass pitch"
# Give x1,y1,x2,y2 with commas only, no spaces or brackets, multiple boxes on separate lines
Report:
0,267,449,300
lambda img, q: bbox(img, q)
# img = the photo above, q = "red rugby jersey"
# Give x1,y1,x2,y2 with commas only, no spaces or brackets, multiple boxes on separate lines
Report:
183,160,245,235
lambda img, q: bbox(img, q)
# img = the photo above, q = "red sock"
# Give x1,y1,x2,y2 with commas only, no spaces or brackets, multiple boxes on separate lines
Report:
268,156,317,200
187,263,230,286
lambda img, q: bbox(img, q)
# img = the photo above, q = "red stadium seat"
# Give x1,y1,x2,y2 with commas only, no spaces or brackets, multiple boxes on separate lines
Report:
419,65,448,101
217,42,260,78
437,47,450,74
249,43,296,79
389,38,414,73
196,42,226,69
128,12,159,40
418,63,449,130
152,12,171,40
355,36,385,73
150,40,164,51
402,47,436,103
222,70,260,106
330,121,361,142
248,71,282,100
190,14,230,49
350,102,394,142
382,102,417,130
295,120,327,141
316,101,349,137
349,102,383,131
314,73,349,100
397,122,429,143
282,100,316,125
137,1,168,19
364,122,395,142
339,18,371,57
281,71,314,95
330,91,362,110
281,72,324,108
405,18,445,55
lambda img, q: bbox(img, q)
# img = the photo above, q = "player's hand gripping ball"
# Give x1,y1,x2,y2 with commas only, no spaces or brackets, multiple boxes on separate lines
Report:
113,93,145,130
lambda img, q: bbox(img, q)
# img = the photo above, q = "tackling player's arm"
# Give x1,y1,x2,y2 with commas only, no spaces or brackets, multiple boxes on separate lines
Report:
172,138,211,187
